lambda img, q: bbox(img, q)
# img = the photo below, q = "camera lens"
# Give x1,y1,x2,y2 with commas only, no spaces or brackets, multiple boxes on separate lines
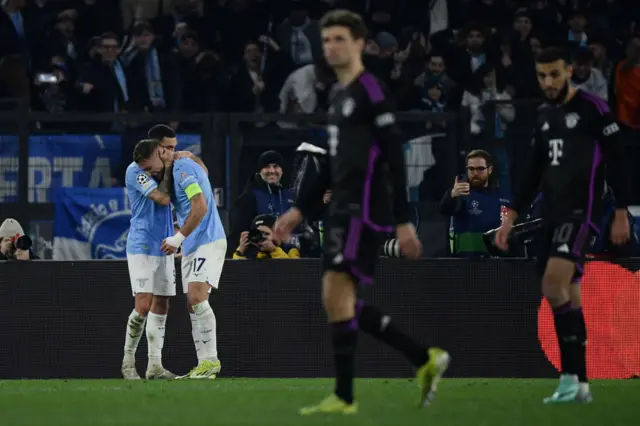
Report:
14,235,32,251
247,229,265,244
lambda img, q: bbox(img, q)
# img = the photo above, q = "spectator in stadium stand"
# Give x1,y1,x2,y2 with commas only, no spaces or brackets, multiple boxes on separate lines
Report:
233,214,300,260
229,150,294,256
588,35,614,85
615,34,640,132
410,52,454,112
121,0,170,31
226,39,284,114
615,34,640,204
566,8,589,51
123,21,182,120
182,50,225,113
277,0,322,70
77,32,138,114
32,54,77,113
278,56,337,119
570,47,608,101
440,150,512,258
2,0,32,70
462,63,515,138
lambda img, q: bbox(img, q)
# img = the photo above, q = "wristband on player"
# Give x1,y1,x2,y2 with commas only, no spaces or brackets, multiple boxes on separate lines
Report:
172,232,186,246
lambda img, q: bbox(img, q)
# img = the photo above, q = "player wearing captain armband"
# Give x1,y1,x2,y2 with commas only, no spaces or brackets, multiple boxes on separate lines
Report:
159,153,227,380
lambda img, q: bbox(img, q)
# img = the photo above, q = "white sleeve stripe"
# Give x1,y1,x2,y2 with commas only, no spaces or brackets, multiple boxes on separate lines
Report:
375,112,395,128
142,183,157,197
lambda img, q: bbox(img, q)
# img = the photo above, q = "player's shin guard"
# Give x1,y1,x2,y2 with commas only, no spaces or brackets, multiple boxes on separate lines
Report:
572,308,588,383
552,302,577,376
332,318,358,404
146,312,167,366
189,312,204,362
192,300,218,362
356,301,428,368
123,310,146,364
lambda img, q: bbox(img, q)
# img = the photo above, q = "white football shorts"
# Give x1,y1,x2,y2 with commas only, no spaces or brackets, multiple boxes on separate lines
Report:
127,253,176,296
181,239,227,293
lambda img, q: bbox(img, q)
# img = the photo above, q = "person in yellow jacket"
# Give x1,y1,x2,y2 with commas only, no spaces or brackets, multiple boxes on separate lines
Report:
233,214,300,259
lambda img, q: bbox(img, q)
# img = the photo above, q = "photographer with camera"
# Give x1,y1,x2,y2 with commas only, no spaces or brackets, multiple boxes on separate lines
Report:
233,214,300,260
0,218,37,261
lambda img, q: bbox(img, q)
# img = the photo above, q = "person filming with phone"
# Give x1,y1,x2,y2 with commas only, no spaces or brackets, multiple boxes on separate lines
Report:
440,150,512,258
233,214,300,260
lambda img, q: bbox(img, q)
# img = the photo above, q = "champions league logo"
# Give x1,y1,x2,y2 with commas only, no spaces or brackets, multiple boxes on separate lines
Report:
76,199,131,260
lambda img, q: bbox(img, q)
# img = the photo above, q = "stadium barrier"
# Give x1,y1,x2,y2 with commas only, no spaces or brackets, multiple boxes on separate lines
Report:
1,258,638,380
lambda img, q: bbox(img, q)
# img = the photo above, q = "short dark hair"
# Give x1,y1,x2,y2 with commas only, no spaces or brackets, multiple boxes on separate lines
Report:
133,139,161,163
320,9,367,40
571,47,594,64
148,124,176,141
466,149,492,166
100,32,119,44
536,47,567,64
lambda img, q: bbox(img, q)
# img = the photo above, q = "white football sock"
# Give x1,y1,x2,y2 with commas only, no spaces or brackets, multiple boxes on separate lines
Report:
123,310,146,365
579,382,590,394
193,301,218,362
146,312,167,366
190,312,204,362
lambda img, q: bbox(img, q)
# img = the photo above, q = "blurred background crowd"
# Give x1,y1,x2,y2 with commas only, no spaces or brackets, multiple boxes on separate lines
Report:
2,0,640,260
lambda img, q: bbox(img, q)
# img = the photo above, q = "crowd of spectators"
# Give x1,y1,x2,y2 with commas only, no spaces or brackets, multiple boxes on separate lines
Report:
2,0,640,259
1,0,638,120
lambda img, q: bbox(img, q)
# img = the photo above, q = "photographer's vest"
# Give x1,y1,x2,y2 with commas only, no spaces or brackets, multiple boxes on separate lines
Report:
450,189,506,257
252,185,296,245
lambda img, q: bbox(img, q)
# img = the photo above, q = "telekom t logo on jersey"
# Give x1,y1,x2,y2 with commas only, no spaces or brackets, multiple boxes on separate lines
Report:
548,139,563,166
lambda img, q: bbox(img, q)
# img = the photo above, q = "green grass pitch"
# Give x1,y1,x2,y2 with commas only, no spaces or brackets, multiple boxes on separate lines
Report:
0,378,638,426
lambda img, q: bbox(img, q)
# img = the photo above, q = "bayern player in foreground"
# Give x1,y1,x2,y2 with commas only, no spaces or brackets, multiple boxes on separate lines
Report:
495,47,631,403
122,139,177,380
274,10,450,415
142,140,226,380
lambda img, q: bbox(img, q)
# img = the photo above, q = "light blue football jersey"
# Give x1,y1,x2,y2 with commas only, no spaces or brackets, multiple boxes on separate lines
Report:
172,158,225,256
125,162,173,256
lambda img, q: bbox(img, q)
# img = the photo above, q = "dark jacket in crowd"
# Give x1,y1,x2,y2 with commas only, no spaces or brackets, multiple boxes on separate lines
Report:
228,174,295,255
127,49,182,112
440,184,512,257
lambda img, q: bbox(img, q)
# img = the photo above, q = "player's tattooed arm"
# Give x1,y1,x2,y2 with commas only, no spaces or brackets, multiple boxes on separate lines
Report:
178,192,207,237
157,165,173,195
145,167,173,206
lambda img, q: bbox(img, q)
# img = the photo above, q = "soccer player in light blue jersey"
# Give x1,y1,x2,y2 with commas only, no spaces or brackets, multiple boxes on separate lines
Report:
148,124,210,364
151,150,227,380
122,138,176,380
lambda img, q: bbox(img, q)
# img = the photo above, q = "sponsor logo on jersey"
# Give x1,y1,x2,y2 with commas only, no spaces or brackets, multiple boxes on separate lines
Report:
603,122,620,137
565,113,579,129
375,112,395,127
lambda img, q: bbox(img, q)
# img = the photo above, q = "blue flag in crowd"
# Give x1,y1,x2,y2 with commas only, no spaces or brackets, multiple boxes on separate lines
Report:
53,187,131,260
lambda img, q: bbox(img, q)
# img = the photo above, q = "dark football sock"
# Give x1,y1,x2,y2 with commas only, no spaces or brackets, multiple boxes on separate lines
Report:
357,301,428,368
332,318,358,404
572,307,588,383
552,302,574,376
